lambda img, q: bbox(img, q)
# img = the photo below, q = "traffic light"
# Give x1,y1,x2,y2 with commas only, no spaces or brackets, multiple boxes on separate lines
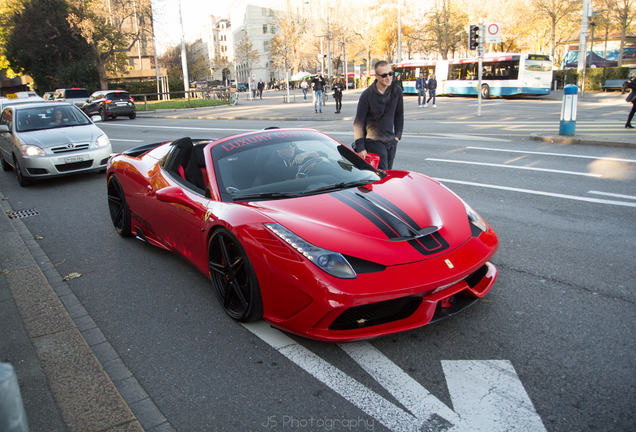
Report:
469,25,479,50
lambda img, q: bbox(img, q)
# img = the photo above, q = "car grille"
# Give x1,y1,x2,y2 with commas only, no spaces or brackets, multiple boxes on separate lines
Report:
55,160,93,172
51,143,90,154
329,296,422,331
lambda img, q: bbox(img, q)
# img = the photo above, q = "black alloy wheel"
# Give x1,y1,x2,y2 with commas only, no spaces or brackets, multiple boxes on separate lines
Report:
208,228,263,322
129,112,136,120
1,153,12,171
13,156,31,187
107,175,133,237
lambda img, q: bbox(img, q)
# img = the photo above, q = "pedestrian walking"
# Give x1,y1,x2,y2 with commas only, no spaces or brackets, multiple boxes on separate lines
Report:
257,79,264,99
301,80,308,100
311,71,326,113
626,72,636,128
416,72,427,107
426,74,437,107
332,76,345,113
353,61,404,170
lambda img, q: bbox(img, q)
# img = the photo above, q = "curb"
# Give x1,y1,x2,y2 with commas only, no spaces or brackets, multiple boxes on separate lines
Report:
1,192,176,432
529,133,636,148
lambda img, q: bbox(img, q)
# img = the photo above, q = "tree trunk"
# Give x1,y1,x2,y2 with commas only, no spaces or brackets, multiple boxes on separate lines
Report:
92,44,109,90
618,22,626,67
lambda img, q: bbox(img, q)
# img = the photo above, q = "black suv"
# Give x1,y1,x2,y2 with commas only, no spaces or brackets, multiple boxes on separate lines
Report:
82,90,136,120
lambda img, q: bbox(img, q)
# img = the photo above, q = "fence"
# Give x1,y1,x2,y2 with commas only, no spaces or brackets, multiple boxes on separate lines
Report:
130,87,240,110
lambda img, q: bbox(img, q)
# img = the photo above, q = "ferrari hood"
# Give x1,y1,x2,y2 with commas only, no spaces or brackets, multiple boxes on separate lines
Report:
247,173,473,266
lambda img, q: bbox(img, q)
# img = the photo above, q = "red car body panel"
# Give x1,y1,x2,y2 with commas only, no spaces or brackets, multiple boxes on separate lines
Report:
107,129,499,341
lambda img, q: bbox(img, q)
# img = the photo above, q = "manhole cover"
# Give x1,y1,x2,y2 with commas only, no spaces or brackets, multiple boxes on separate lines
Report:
6,209,40,219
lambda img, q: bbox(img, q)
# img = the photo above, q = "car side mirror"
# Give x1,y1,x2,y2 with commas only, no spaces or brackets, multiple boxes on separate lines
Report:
91,115,101,123
156,186,198,209
0,125,9,133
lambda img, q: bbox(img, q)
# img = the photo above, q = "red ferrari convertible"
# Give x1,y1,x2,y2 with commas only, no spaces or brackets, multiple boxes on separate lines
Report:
106,128,498,342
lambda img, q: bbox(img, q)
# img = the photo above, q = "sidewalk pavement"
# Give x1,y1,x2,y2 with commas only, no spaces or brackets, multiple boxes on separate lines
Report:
1,89,634,432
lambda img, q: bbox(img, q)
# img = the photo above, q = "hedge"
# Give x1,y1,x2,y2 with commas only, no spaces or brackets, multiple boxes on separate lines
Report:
107,79,185,100
552,67,630,91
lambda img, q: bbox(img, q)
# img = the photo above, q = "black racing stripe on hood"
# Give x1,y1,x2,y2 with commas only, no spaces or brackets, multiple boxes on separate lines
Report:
335,189,450,256
333,191,399,239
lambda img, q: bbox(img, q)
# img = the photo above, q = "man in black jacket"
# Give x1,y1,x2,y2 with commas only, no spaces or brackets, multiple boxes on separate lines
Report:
353,61,404,170
311,72,326,113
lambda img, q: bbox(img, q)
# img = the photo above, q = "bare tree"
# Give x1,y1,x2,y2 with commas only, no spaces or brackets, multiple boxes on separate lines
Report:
532,0,581,58
605,0,636,66
234,32,259,83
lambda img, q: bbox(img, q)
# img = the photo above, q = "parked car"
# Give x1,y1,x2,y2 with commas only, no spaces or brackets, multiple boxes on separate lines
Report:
53,88,90,108
0,102,112,186
82,90,136,121
106,128,499,341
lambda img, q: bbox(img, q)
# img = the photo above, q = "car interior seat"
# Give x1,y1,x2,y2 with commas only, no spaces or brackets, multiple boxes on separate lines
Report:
184,143,207,191
167,137,193,179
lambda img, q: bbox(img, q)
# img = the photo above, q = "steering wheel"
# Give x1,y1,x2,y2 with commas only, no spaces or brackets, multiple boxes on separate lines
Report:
297,157,323,178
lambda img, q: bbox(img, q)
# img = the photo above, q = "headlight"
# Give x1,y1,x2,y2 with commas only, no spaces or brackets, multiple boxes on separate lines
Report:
441,184,488,233
96,134,111,148
20,144,45,157
265,223,356,279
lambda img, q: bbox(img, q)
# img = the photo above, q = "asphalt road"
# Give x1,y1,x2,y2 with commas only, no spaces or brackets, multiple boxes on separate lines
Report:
1,107,635,432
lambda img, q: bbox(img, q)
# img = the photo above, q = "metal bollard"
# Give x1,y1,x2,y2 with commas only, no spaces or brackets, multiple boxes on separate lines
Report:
559,84,578,136
0,363,30,432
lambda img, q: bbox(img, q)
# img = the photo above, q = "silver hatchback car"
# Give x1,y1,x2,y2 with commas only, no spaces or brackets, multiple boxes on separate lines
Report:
0,102,112,186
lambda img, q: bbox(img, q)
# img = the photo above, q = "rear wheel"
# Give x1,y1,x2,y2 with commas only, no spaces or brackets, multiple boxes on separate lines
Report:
481,84,491,99
100,108,108,122
0,153,12,171
208,228,263,322
107,175,133,237
129,112,136,120
13,156,31,187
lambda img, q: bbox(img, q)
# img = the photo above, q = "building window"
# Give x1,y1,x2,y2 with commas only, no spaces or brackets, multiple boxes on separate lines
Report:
270,25,275,34
263,24,267,34
129,58,135,67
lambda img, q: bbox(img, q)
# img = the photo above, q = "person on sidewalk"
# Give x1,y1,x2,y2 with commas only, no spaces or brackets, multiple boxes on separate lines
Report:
625,73,636,128
353,61,404,170
426,74,437,107
311,71,326,113
257,79,264,99
332,76,345,113
301,79,309,100
416,71,427,107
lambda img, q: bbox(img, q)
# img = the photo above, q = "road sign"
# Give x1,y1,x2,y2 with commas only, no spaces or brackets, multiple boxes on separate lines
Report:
485,22,501,44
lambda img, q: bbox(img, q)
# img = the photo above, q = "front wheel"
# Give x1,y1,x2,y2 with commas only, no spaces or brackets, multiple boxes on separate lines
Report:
481,84,490,99
100,108,108,122
208,228,263,322
107,175,133,237
13,156,31,187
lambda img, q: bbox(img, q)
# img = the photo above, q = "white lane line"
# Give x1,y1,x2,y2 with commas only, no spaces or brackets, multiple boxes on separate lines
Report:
588,190,636,200
466,146,636,163
242,322,422,432
100,123,252,132
109,138,144,142
442,360,547,432
340,342,459,425
435,178,636,207
426,158,602,177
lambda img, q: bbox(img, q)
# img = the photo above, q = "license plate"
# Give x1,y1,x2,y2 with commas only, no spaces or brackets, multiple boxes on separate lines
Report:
116,102,127,106
64,155,86,163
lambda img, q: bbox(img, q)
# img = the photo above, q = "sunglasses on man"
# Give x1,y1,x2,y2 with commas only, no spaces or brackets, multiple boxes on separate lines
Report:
376,71,394,78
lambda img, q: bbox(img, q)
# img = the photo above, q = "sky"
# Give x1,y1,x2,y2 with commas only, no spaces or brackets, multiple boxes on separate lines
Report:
152,0,227,54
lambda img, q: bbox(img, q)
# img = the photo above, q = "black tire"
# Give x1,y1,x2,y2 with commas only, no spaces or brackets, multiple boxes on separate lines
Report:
13,156,31,187
208,228,263,322
107,175,133,237
129,112,136,120
1,153,12,171
100,108,108,122
481,84,490,99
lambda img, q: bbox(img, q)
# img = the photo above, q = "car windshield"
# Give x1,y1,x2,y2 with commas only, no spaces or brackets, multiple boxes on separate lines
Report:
16,106,91,132
212,129,384,202
65,89,89,98
108,92,130,101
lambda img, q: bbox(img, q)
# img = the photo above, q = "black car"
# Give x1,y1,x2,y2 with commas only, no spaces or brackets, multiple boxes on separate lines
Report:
82,90,136,120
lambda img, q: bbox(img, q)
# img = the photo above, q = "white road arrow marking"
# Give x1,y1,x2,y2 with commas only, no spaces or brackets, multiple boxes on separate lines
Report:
243,322,546,432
